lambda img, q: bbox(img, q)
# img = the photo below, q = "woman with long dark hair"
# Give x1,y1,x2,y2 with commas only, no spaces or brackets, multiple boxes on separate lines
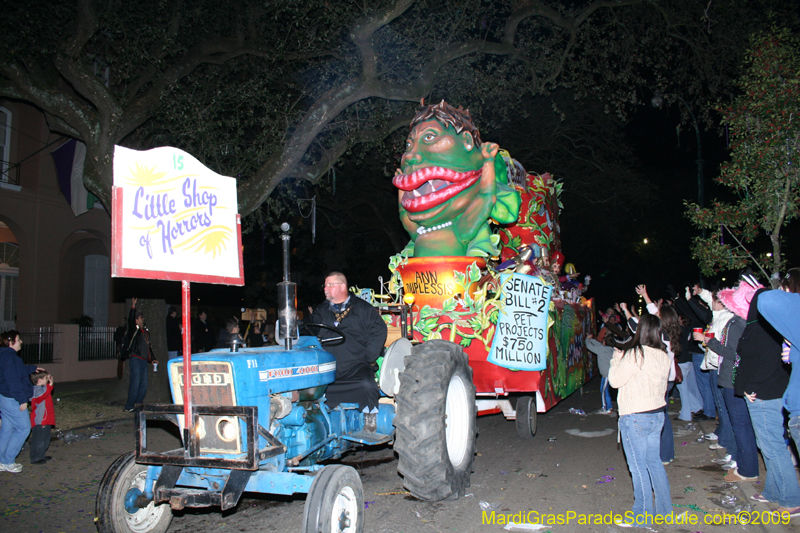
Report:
0,330,44,473
632,285,680,465
656,305,682,464
609,314,672,524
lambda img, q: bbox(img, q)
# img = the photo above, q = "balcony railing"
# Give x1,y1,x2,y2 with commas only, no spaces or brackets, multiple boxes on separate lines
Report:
0,160,20,186
79,326,118,361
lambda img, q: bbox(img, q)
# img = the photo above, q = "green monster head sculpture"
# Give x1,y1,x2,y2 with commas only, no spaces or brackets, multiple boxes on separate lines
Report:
393,101,520,257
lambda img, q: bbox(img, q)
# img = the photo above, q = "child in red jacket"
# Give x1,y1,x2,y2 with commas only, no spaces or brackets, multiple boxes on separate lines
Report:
29,372,54,465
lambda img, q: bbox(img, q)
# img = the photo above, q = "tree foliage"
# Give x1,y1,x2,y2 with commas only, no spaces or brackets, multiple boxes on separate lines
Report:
686,25,800,282
4,0,795,220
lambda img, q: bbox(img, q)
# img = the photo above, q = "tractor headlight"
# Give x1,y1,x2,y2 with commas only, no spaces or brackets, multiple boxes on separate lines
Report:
217,417,238,442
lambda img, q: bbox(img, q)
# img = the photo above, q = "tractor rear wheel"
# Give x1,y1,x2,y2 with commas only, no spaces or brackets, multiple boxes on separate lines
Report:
302,465,364,533
96,452,172,533
394,340,477,501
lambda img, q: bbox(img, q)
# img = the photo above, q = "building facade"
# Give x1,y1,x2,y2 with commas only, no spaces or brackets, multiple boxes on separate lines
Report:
0,99,121,330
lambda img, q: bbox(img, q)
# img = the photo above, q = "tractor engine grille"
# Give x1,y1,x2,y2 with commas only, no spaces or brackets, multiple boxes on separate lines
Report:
170,361,241,454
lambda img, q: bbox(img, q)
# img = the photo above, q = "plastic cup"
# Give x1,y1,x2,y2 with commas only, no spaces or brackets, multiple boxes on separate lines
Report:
693,328,703,334
706,332,715,339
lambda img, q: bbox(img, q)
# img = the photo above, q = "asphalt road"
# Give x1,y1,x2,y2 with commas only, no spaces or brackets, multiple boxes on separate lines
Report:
1,376,796,533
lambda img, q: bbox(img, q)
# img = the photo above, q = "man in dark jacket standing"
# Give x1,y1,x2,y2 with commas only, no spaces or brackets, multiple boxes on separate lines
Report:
192,311,215,353
311,272,387,431
124,298,157,412
165,307,182,360
735,289,800,513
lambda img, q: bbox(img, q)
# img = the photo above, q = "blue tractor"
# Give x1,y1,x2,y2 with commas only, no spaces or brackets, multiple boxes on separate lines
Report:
96,224,477,533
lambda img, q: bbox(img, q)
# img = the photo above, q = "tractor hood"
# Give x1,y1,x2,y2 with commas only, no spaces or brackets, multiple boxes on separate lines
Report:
167,336,337,410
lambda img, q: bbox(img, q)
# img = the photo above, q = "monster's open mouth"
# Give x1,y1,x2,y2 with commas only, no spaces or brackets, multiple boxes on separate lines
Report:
393,166,482,213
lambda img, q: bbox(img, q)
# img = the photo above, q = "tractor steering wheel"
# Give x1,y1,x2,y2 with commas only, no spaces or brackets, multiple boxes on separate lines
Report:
301,323,346,346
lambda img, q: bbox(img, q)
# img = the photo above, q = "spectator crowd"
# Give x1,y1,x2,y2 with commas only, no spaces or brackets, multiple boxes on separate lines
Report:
589,269,800,524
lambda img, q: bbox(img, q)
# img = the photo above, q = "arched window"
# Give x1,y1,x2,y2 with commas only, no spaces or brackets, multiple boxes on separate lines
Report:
84,254,109,327
0,106,10,183
0,242,19,330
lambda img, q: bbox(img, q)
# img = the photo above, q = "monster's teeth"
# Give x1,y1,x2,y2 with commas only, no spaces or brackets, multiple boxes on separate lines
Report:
412,189,421,197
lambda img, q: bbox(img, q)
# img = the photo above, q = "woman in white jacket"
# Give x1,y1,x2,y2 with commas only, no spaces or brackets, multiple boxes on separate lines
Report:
696,288,736,456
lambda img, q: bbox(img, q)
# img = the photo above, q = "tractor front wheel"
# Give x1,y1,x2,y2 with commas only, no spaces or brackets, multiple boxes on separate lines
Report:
96,452,172,533
394,340,477,501
302,465,364,533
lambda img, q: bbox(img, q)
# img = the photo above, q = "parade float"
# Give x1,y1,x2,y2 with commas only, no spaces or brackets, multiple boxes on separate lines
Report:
374,100,595,437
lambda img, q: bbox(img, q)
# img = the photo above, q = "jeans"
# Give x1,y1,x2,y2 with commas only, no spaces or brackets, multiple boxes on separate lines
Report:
788,415,800,468
0,394,32,465
661,383,674,462
600,377,612,411
748,398,800,507
710,370,735,458
125,357,149,410
619,412,672,522
30,424,52,463
692,353,716,417
675,362,703,421
722,388,758,478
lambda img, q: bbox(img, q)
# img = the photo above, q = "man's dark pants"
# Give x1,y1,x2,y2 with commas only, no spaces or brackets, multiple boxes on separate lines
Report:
125,357,149,410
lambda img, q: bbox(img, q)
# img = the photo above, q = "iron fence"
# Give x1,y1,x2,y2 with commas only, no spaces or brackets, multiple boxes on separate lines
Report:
19,327,56,365
79,326,118,361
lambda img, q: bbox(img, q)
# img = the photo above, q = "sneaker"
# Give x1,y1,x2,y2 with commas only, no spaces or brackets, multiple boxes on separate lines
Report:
721,460,738,471
30,459,47,465
774,507,800,518
662,459,674,466
704,432,719,441
0,463,22,473
751,493,770,503
124,407,135,413
724,468,758,482
709,443,725,450
597,409,613,415
712,454,732,464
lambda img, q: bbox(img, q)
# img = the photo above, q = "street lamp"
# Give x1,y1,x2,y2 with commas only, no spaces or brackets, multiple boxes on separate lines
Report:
651,92,705,208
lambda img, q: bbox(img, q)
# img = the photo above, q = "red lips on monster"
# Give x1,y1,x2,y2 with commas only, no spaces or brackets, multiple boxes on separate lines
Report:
393,166,482,213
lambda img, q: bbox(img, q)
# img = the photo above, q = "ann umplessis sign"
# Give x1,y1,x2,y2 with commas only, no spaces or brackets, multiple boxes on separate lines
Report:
111,146,244,285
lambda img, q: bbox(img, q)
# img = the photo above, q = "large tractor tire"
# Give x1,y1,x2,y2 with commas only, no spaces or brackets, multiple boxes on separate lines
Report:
96,452,172,533
393,340,477,501
302,465,364,533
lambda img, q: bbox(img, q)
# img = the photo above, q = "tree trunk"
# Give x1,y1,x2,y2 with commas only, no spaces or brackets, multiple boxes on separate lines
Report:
770,233,782,289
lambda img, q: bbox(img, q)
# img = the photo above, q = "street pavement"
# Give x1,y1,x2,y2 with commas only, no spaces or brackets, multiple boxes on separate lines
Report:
1,375,798,532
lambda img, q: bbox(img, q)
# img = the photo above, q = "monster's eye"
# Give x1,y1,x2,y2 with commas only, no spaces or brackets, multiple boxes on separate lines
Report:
423,131,436,142
405,138,412,150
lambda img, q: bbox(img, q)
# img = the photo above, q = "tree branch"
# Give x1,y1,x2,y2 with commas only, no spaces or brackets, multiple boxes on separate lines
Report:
721,224,771,281
63,0,98,58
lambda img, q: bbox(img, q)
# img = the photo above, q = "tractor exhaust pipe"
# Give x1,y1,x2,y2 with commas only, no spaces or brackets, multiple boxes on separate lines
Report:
277,222,298,350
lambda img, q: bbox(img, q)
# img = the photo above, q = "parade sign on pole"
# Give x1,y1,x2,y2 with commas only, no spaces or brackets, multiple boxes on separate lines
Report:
487,273,553,371
111,145,244,436
111,146,244,285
